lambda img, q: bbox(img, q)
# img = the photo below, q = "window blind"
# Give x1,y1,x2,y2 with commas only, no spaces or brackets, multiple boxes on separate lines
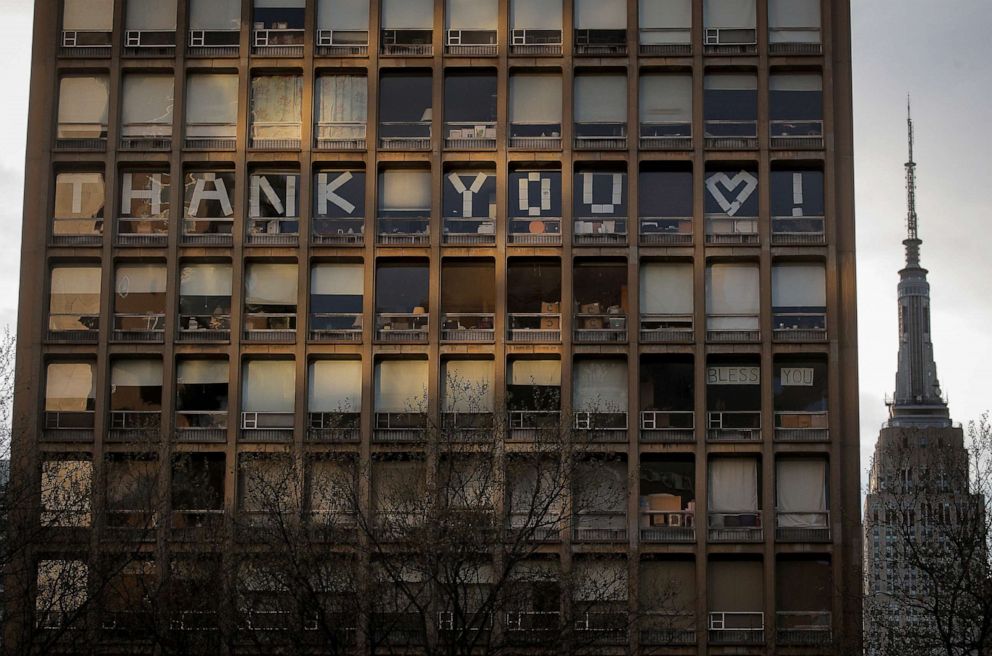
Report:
447,0,498,29
177,360,228,385
309,360,362,412
510,74,562,124
245,263,298,305
443,360,495,412
574,75,627,123
112,360,163,387
311,264,364,296
639,0,691,30
703,0,755,29
189,0,241,30
382,0,434,28
380,169,432,211
242,360,295,412
574,0,626,29
511,0,562,30
50,267,102,314
125,0,178,30
640,263,693,315
122,76,174,132
375,360,429,413
318,0,370,30
510,360,560,386
180,264,232,297
58,77,109,126
186,74,239,128
772,264,826,307
639,74,692,123
769,0,820,42
573,360,628,409
64,0,114,30
116,265,167,295
706,263,759,317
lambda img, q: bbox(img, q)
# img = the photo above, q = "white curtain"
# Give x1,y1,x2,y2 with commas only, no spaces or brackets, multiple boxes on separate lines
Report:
245,263,298,305
443,360,495,412
639,74,692,123
64,0,114,30
510,360,560,386
309,360,363,412
122,76,174,132
380,170,431,211
46,363,95,411
186,74,239,127
574,76,627,123
375,360,428,413
316,76,368,124
251,76,302,124
59,77,109,125
639,0,691,29
574,0,626,29
447,0,498,29
640,263,693,314
777,459,827,526
112,360,163,387
242,360,296,412
708,458,758,512
772,264,826,307
574,560,627,602
177,360,228,385
573,360,627,410
311,264,364,296
703,0,755,29
180,264,233,297
511,0,562,29
510,74,562,124
770,73,822,92
125,0,178,30
189,0,240,30
706,264,759,327
382,0,434,28
318,0,370,30
116,265,167,295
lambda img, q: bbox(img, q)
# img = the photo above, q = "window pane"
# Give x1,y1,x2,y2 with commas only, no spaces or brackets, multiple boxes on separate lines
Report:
122,75,175,135
55,172,105,220
639,166,692,217
511,0,562,29
574,76,627,123
379,72,432,124
58,76,109,137
708,559,762,610
376,262,429,313
771,170,823,217
319,0,370,29
120,171,170,219
640,263,693,314
64,0,114,30
180,263,233,296
708,459,758,512
772,264,826,307
41,461,92,527
447,0,498,29
574,360,627,408
444,170,496,220
309,360,362,411
184,171,236,218
704,166,758,217
251,76,303,131
769,0,820,42
243,360,296,412
443,360,495,412
190,0,240,29
639,0,690,29
379,169,431,212
126,0,178,29
186,74,239,134
382,0,433,28
254,0,306,29
573,171,627,218
245,263,298,305
706,264,759,316
115,265,167,313
640,74,691,123
510,74,562,124
776,459,828,520
445,72,497,123
316,75,368,124
769,74,822,121
314,169,366,218
250,172,299,218
46,363,95,411
442,260,495,312
375,360,429,412
574,0,626,28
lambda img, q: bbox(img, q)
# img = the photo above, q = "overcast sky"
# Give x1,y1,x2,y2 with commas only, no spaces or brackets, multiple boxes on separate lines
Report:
0,0,989,483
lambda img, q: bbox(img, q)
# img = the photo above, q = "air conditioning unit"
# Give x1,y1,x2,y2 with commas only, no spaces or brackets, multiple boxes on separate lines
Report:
574,412,592,430
438,611,455,631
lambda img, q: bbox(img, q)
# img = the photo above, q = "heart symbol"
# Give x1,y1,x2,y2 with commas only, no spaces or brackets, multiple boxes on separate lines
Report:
705,171,758,217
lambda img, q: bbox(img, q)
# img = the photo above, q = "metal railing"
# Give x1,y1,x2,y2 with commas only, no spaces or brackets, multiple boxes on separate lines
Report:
174,411,227,442
177,313,231,343
573,512,627,542
708,611,765,644
776,611,832,645
123,29,176,56
249,122,302,150
446,29,498,55
703,119,758,149
706,216,759,244
441,412,495,442
381,29,433,56
505,610,560,636
639,216,692,245
640,511,695,542
378,121,431,150
376,312,429,342
377,216,430,245
60,30,112,57
508,216,561,245
506,514,563,542
42,411,95,442
773,310,827,342
573,611,627,645
706,411,761,441
243,313,297,343
639,613,696,645
373,413,427,442
771,214,825,245
508,410,562,441
573,122,627,150
116,218,168,246
573,217,627,245
510,29,562,55
108,410,162,442
47,314,100,343
507,313,561,343
184,122,237,150
638,29,691,55
252,28,305,56
240,411,294,441
640,314,693,343
309,313,362,342
119,123,172,151
573,411,628,441
316,29,369,56
445,121,497,150
51,217,103,246
312,216,365,245
112,312,165,342
307,412,361,442
640,410,695,442
770,119,824,149
574,29,628,55
443,217,496,245
442,313,495,342
707,512,763,542
775,411,829,442
776,511,831,542
639,122,692,150
314,122,367,150
703,27,758,55
768,28,823,55
508,123,562,150
187,29,239,56
246,217,299,245
574,313,627,343
705,315,760,343
54,122,108,151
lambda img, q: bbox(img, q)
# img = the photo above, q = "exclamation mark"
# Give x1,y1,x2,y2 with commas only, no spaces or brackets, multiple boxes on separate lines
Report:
792,173,804,217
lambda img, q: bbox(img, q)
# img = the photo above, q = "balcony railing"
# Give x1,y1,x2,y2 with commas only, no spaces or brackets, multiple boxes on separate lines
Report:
509,123,562,150
771,214,825,245
574,29,627,56
123,29,176,56
640,410,694,442
510,29,562,55
443,218,496,245
119,125,172,151
445,121,497,150
246,217,299,246
249,122,301,150
573,611,627,645
573,412,628,442
184,123,237,151
703,120,758,149
768,29,823,56
639,216,692,246
640,510,695,542
776,511,831,542
446,29,498,56
638,29,691,56
241,411,294,442
507,313,561,343
310,313,362,343
313,216,365,246
508,410,562,441
773,310,827,342
706,216,759,245
770,119,824,149
307,412,361,442
314,122,367,151
505,610,560,637
703,27,758,55
506,514,563,542
508,216,561,245
573,512,627,542
51,217,103,247
60,30,112,57
252,28,304,56
441,412,495,442
381,29,433,56
573,217,627,246
243,313,296,343
108,410,162,442
705,315,760,343
775,411,829,442
47,315,100,343
188,29,239,57
177,313,231,343
379,122,432,150
706,411,761,442
376,312,429,343
373,413,427,443
776,611,832,646
708,611,764,644
574,313,627,343
174,411,227,443
707,512,763,542
442,313,495,342
640,314,693,343
639,122,692,150
316,29,370,56
377,216,430,245
43,411,95,442
573,123,627,150
639,613,696,645
112,312,165,343
116,218,168,247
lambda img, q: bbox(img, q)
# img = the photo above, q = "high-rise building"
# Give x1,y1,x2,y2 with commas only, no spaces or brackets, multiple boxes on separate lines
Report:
11,0,861,653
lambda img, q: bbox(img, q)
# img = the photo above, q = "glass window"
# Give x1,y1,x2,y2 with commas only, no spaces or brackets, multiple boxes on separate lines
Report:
121,75,174,142
771,169,823,221
706,264,759,330
708,558,762,612
444,71,497,136
575,0,625,28
769,74,823,133
379,71,433,142
507,259,561,315
511,0,562,30
118,170,169,240
573,169,628,225
105,456,158,527
245,263,298,314
183,170,236,237
126,0,178,30
36,560,89,624
53,172,104,240
639,74,692,136
447,0,498,31
776,459,828,526
573,360,627,412
110,359,163,415
63,0,114,31
704,165,758,239
253,0,305,29
57,76,109,140
242,360,296,413
315,75,368,145
777,557,832,621
507,359,561,411
639,164,692,240
375,360,429,413
508,168,562,240
574,75,627,137
378,169,431,240
441,260,495,331
49,266,101,333
114,264,167,333
768,0,821,44
382,0,433,28
706,357,761,439
774,356,828,421
309,360,362,414
443,169,496,238
640,263,693,316
772,263,826,331
573,261,628,314
176,359,229,416
311,264,364,335
509,74,562,142
171,453,226,514
319,0,370,31
640,356,693,412
376,261,429,315
443,360,495,413
704,0,755,30
179,263,233,331
640,559,694,618
313,169,366,241
190,0,240,30
250,75,303,144
46,362,96,416
186,74,239,143
248,171,300,237
639,0,691,45
704,73,757,137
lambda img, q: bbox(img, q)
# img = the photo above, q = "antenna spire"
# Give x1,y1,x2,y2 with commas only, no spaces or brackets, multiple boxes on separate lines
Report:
906,97,919,242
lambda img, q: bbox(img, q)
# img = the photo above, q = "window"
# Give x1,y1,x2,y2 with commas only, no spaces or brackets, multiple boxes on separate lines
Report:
238,454,296,517
773,357,827,439
708,559,763,626
508,168,562,241
118,170,169,244
176,360,229,435
444,71,497,149
703,0,756,49
381,0,434,55
241,360,296,435
120,75,174,149
768,0,821,49
639,0,691,51
573,360,628,433
704,165,759,242
373,458,426,519
36,560,88,629
244,263,298,340
770,168,824,243
446,0,498,53
776,558,831,634
310,264,364,341
706,263,759,337
640,263,693,339
639,74,692,147
639,357,694,436
573,168,628,243
444,169,496,242
639,164,692,243
250,75,303,149
189,0,240,52
308,458,357,525
441,260,495,340
62,0,114,52
706,358,761,438
41,459,92,527
110,359,163,437
315,75,368,149
57,76,109,146
573,261,628,342
185,74,239,150
574,0,627,54
507,259,561,339
253,0,305,54
704,74,758,146
49,266,101,338
772,263,826,337
179,263,233,338
442,360,495,429
573,74,628,149
378,71,433,149
374,361,429,437
318,0,370,52
375,260,429,341
248,171,300,243
309,361,362,437
776,459,828,533
113,264,167,340
639,458,695,543
125,0,178,52
53,171,104,244
510,0,562,53
378,169,431,244
509,74,562,149
769,74,823,143
313,168,366,244
45,362,96,436
640,560,694,628
708,461,761,536
573,461,627,540
507,359,561,431
105,454,158,528
183,170,236,243
171,454,226,526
